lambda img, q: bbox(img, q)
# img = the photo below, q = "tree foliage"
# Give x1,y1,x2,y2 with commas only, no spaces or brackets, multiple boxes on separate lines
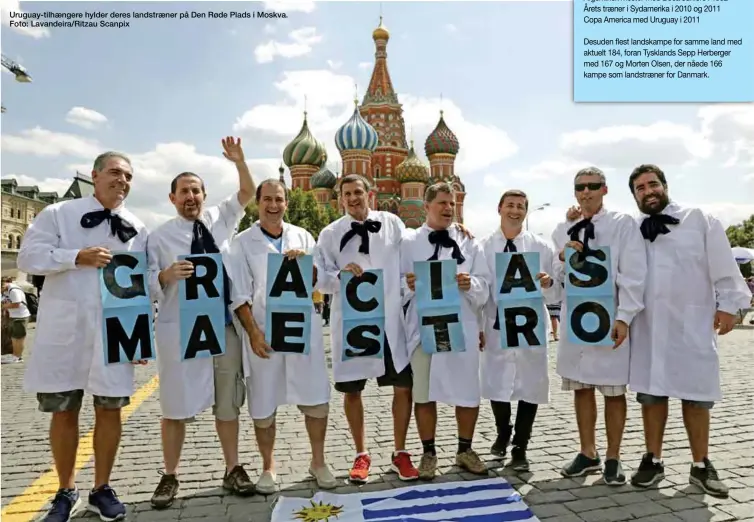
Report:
726,214,754,249
726,214,754,278
238,188,341,239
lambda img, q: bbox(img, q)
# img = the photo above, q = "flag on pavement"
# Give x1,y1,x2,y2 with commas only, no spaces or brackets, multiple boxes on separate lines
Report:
271,477,540,522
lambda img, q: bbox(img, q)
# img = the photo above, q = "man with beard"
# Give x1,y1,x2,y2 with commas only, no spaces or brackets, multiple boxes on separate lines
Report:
18,151,148,522
551,167,646,486
228,179,336,493
479,190,560,471
402,182,491,480
147,137,256,509
626,164,751,497
314,174,419,484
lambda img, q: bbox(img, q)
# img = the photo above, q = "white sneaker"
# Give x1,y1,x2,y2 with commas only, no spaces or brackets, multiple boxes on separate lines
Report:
256,470,277,495
309,464,337,489
1,354,19,364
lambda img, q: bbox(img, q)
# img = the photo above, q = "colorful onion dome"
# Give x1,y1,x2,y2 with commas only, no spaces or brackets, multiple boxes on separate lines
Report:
372,16,389,40
396,141,429,183
335,101,379,153
424,110,460,157
311,166,337,189
283,113,328,168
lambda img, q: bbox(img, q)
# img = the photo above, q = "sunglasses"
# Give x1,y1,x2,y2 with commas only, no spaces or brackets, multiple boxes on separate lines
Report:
574,182,603,192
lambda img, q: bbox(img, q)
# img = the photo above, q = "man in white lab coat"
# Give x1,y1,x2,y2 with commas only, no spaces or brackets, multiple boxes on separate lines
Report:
18,151,148,522
147,137,256,509
625,164,752,498
228,179,336,494
315,174,419,484
480,190,560,472
551,167,646,486
402,182,491,480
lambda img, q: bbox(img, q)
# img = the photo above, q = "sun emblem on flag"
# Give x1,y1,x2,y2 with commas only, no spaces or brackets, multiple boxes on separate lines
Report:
293,500,344,522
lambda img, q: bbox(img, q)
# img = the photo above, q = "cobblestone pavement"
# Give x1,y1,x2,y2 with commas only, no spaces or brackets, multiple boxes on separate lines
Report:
2,323,753,522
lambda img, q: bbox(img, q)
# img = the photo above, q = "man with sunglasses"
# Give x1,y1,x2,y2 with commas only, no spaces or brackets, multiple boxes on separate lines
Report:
550,167,646,486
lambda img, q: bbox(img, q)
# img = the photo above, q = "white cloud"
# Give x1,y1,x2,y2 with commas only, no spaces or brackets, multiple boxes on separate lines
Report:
262,0,315,13
559,121,713,169
327,59,342,70
445,23,458,33
505,158,595,182
263,23,276,34
1,0,50,38
233,69,517,177
2,127,280,230
1,127,101,158
358,62,372,70
255,26,323,64
65,107,108,130
698,104,754,168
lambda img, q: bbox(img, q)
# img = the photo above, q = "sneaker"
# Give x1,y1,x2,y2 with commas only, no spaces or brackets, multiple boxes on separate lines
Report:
256,470,277,495
561,452,602,477
309,464,337,489
689,458,729,498
456,449,488,475
391,451,419,481
603,459,627,486
508,446,530,472
87,485,126,521
150,472,179,510
418,453,438,481
349,453,371,484
631,453,665,488
42,488,81,522
223,465,255,496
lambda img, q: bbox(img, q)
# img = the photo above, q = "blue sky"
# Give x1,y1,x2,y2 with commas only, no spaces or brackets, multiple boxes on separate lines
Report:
2,0,752,236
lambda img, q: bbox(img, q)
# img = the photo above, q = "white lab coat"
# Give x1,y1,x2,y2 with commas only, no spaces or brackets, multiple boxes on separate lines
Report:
228,221,330,420
629,202,753,402
147,194,245,419
18,196,149,397
480,229,561,405
551,207,647,386
401,224,490,407
314,210,408,383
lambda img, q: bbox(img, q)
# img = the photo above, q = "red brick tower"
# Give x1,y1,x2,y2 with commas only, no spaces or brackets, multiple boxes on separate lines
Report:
359,17,408,213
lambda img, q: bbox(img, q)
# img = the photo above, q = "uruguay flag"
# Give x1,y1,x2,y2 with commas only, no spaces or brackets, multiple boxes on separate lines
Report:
271,478,540,522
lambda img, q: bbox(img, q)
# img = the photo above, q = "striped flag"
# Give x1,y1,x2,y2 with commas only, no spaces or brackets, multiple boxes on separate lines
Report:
271,478,540,522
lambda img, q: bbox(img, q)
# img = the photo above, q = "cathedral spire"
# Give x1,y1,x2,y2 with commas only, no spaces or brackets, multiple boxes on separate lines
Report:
364,16,398,106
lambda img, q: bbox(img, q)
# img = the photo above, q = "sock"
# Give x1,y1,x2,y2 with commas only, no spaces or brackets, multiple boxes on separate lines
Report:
422,439,436,456
693,461,705,468
652,457,662,464
458,437,472,454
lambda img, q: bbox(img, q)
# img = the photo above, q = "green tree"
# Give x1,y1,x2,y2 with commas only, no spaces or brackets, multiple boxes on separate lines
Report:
726,214,754,278
237,188,341,239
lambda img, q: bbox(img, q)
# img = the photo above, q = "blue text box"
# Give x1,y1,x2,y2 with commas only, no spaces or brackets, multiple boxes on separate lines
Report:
566,295,616,346
101,303,155,365
573,0,754,102
265,303,312,355
498,297,547,349
342,317,385,361
419,304,466,355
564,246,614,298
414,259,460,311
178,253,226,359
496,252,542,301
265,253,313,307
100,251,151,309
340,269,385,321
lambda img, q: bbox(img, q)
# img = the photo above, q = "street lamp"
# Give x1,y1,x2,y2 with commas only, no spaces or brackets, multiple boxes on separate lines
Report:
526,202,550,231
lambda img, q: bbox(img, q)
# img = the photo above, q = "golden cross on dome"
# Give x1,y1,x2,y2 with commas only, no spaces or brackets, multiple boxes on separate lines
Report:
440,92,444,116
354,83,358,105
304,94,308,118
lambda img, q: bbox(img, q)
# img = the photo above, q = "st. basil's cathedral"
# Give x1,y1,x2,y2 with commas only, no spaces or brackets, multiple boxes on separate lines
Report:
278,17,466,228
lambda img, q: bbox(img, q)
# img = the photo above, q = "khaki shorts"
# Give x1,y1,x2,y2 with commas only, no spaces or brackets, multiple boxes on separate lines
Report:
253,403,329,429
181,325,246,423
411,346,432,404
561,377,626,397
